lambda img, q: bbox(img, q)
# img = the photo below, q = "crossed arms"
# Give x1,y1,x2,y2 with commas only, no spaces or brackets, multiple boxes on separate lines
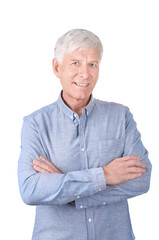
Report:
33,155,146,185
18,110,152,208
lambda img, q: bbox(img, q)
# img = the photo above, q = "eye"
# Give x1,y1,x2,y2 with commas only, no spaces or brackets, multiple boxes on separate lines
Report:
90,63,96,67
72,62,79,65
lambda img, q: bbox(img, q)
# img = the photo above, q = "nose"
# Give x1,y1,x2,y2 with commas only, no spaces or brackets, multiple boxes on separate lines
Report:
79,65,89,79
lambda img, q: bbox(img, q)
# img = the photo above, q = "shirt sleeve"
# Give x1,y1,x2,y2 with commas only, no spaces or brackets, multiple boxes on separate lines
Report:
75,108,152,209
18,118,106,206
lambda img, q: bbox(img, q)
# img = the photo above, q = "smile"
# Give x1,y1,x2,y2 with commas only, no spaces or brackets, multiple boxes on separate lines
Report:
74,82,89,87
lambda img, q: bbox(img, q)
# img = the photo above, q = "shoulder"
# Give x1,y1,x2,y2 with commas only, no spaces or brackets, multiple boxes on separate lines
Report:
94,98,129,114
93,98,135,127
23,101,58,122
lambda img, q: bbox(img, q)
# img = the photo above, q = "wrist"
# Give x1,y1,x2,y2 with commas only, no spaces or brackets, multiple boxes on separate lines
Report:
102,166,107,180
102,166,111,185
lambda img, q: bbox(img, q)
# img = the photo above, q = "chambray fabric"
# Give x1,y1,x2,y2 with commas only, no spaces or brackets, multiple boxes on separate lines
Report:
18,93,152,240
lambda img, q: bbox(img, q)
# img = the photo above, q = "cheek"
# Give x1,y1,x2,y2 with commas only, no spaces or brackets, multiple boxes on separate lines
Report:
59,73,76,88
92,72,99,83
62,67,78,79
59,70,70,83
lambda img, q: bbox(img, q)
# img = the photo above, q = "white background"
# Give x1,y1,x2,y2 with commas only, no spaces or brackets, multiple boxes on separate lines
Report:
0,0,158,239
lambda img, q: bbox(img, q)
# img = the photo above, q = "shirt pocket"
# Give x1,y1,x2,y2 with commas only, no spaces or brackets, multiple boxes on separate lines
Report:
98,138,124,165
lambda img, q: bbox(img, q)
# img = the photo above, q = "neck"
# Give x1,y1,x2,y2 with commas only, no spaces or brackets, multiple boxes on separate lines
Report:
61,93,91,116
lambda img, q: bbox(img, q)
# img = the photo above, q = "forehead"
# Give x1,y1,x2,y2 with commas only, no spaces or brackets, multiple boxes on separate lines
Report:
63,48,100,62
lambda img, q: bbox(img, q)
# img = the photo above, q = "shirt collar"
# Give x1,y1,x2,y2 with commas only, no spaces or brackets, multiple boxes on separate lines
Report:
57,91,95,121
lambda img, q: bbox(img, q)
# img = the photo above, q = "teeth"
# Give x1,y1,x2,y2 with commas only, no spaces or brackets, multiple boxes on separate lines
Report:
75,83,88,87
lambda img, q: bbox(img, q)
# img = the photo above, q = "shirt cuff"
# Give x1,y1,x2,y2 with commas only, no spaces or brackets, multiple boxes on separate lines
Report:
75,168,106,209
90,167,106,193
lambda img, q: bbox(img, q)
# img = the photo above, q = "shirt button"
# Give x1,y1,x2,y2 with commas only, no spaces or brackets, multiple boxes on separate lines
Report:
77,196,80,199
103,202,106,205
88,218,92,223
98,188,102,191
81,148,85,152
80,205,84,209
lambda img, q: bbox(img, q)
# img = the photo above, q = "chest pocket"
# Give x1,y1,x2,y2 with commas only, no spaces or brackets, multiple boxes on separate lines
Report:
98,138,124,165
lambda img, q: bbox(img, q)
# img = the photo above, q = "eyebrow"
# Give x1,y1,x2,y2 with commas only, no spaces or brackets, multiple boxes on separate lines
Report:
70,58,82,60
70,59,99,63
91,60,99,64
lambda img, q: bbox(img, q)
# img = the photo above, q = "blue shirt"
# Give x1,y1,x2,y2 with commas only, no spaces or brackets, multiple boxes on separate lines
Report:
18,93,152,240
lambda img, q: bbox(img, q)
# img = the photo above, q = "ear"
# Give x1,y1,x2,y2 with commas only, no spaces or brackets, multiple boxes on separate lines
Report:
52,58,61,78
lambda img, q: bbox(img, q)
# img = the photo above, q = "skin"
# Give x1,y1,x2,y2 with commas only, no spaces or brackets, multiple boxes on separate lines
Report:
52,48,100,116
33,48,146,185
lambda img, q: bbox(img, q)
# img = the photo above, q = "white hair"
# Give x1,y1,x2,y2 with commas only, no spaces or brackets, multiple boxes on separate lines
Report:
54,29,103,63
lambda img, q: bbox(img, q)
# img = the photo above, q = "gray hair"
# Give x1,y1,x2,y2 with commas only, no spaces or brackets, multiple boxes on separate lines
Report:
54,29,103,63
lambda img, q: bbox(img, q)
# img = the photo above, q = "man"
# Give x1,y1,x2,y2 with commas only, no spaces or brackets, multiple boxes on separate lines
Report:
18,29,152,240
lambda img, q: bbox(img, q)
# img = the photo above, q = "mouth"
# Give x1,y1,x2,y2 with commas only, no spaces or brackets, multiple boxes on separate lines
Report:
74,82,89,87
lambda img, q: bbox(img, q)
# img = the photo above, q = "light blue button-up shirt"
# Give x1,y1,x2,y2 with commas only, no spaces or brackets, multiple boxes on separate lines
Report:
18,93,152,240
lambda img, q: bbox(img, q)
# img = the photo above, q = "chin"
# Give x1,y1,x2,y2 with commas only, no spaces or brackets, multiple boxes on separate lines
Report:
73,92,90,101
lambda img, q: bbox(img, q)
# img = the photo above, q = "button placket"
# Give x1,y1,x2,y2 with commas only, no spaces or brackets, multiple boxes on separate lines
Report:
79,115,88,169
86,208,95,240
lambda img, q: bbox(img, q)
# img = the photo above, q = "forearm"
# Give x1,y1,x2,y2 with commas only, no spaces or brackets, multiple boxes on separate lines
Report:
75,130,152,209
18,119,106,206
76,157,151,209
75,151,151,209
18,152,106,205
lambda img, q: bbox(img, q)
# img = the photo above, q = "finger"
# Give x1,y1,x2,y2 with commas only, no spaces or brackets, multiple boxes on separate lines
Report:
39,156,57,169
128,167,146,174
122,155,141,161
127,172,143,180
126,160,146,169
33,159,52,173
39,156,51,165
39,156,62,174
33,164,49,173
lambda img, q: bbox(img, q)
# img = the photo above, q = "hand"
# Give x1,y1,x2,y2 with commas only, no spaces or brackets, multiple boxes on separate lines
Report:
33,156,62,174
102,155,146,185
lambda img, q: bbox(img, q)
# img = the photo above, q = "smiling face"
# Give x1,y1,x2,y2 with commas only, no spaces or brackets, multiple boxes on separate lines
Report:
52,48,100,110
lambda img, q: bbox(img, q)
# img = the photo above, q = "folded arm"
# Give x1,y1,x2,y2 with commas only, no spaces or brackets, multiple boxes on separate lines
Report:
18,119,106,206
18,109,152,207
74,109,152,209
34,151,150,208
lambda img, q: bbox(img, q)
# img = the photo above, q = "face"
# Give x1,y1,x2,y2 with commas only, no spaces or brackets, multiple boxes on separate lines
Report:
53,48,100,107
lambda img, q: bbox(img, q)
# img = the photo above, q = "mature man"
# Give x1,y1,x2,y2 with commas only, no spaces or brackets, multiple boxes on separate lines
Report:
18,29,152,240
